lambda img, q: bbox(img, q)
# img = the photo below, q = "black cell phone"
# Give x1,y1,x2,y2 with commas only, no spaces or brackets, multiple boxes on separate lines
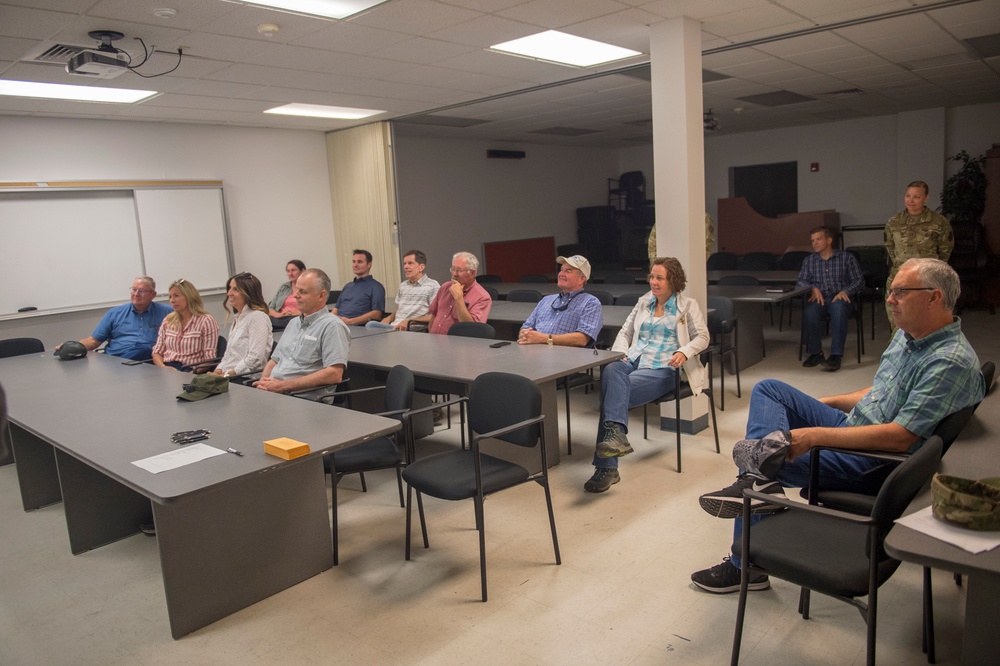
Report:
489,341,511,348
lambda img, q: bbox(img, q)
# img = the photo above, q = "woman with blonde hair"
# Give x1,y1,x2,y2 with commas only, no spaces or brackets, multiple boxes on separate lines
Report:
211,272,273,377
152,279,220,371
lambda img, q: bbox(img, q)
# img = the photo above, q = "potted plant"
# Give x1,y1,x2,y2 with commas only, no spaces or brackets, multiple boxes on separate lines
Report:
940,150,987,224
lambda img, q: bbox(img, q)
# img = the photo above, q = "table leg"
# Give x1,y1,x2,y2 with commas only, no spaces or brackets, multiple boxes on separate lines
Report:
732,302,766,370
55,449,150,554
10,423,62,510
154,455,333,639
961,571,1000,665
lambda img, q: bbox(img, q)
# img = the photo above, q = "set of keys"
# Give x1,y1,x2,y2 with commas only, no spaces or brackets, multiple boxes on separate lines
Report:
171,429,210,444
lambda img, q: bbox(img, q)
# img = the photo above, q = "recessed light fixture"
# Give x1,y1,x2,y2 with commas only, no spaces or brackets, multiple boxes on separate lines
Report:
264,103,384,120
240,0,389,20
490,30,642,68
0,80,156,103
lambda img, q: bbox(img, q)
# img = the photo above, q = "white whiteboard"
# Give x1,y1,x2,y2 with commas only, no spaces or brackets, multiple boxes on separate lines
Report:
0,184,232,317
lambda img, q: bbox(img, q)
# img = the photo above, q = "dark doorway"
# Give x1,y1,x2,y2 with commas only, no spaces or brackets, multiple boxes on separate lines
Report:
731,161,798,217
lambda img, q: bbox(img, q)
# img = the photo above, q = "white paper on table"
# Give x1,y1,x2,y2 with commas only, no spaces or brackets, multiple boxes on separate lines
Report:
132,443,227,474
895,506,1000,555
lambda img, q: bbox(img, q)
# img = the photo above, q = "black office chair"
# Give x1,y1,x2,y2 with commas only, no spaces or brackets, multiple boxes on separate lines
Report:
639,351,720,473
476,274,502,284
508,289,543,303
707,252,739,270
779,251,810,272
584,289,615,305
326,289,342,306
716,276,766,355
847,246,889,340
182,336,228,373
797,299,864,364
322,365,414,565
615,293,645,307
448,322,495,339
707,295,740,411
482,285,499,301
739,252,777,271
0,337,44,358
731,436,944,666
401,372,560,602
519,274,548,283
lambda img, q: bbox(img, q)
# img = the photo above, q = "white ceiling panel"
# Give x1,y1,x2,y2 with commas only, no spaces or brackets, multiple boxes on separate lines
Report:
0,5,76,40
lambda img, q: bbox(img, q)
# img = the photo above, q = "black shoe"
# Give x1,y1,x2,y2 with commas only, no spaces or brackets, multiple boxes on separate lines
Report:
139,521,156,537
584,467,620,493
691,557,769,594
821,355,842,372
802,353,825,368
595,422,633,458
699,474,787,519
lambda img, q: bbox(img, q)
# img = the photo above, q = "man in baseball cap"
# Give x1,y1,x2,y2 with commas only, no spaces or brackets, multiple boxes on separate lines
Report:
517,255,602,348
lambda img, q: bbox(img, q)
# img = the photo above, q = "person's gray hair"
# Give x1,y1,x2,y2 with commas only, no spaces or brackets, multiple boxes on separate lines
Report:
301,268,331,294
901,258,960,311
135,276,155,290
452,251,479,274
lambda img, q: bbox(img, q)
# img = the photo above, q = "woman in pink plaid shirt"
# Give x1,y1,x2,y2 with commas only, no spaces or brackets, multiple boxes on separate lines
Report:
152,279,220,371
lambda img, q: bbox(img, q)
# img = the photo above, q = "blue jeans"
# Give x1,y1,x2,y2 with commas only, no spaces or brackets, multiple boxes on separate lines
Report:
802,298,852,357
592,358,677,470
364,321,394,330
730,379,892,568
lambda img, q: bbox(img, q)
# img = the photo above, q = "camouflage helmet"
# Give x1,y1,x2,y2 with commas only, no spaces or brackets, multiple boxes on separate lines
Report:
931,473,1000,531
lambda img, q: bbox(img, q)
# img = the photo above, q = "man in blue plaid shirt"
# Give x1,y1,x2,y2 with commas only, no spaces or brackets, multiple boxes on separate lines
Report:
797,226,865,372
518,255,603,347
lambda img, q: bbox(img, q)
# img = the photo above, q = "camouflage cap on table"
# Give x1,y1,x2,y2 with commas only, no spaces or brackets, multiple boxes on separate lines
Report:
931,473,1000,531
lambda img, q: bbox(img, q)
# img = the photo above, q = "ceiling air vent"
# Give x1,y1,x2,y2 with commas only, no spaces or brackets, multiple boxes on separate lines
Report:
819,88,866,98
22,42,91,66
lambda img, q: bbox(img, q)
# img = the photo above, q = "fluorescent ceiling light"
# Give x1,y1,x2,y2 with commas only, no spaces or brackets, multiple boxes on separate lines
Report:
0,80,156,103
264,103,384,120
240,0,389,20
491,30,642,68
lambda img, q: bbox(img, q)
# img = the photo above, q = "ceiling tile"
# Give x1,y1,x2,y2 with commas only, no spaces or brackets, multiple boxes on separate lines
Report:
350,0,484,35
0,4,76,40
88,0,238,31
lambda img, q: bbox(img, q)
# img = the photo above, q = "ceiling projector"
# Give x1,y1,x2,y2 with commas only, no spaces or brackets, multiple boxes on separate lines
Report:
66,49,128,79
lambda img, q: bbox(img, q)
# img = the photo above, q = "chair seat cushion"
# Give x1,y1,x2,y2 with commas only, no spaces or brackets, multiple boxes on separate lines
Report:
403,450,529,500
326,436,401,474
732,510,899,598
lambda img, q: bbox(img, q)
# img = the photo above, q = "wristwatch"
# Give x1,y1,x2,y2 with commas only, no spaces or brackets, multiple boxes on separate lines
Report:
547,334,554,346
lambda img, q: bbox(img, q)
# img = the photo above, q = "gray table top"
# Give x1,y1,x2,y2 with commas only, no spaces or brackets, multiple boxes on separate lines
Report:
707,270,800,284
2,352,400,504
348,329,623,385
708,284,811,303
886,407,1000,578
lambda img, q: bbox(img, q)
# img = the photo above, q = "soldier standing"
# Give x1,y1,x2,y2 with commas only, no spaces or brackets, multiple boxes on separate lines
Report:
884,180,953,332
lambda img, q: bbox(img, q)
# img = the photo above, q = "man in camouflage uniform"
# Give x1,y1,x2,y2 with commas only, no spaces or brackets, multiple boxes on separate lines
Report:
884,180,953,332
646,213,715,266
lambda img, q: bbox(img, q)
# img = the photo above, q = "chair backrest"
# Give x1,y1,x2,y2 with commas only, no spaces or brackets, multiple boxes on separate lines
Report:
602,272,640,284
216,336,228,358
931,404,977,452
717,275,760,287
326,290,342,305
615,293,644,307
0,337,45,358
476,274,502,284
779,250,810,271
482,285,500,301
981,361,995,396
870,436,943,558
469,372,541,448
740,252,777,271
508,289,543,303
448,322,495,339
384,364,415,415
519,274,548,283
585,289,614,305
706,295,735,335
707,252,739,270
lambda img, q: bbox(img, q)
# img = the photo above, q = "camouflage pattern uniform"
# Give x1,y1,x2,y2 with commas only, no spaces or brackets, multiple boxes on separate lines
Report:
884,208,953,330
646,214,715,267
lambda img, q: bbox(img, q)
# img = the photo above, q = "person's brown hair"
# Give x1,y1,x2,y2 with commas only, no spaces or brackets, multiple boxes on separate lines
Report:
651,257,687,292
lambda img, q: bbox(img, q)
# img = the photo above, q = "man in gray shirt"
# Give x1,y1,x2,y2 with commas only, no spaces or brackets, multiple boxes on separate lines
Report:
254,268,349,400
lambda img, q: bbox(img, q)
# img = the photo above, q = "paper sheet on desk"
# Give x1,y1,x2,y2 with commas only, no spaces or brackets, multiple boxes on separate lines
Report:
132,443,226,474
895,506,1000,554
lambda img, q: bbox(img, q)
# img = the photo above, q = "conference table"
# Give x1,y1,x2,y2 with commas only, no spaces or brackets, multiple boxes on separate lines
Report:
486,301,635,340
885,402,1000,665
4,351,399,639
707,270,799,284
708,284,811,369
347,330,624,468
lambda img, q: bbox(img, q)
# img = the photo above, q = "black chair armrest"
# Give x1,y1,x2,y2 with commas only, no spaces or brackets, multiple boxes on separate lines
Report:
471,414,545,444
807,445,910,504
743,489,876,526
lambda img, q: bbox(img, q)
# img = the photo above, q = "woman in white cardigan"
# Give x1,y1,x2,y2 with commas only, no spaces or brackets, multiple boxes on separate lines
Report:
211,272,274,378
585,256,710,493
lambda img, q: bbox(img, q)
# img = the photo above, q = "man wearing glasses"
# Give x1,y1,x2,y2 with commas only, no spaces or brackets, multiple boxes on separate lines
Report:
517,255,602,347
423,251,492,335
64,276,172,360
690,257,984,594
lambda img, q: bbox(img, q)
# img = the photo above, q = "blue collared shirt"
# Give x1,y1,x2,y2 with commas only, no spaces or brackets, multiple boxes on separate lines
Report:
627,294,679,369
91,301,172,360
336,275,386,320
521,289,603,343
847,319,984,444
796,250,864,297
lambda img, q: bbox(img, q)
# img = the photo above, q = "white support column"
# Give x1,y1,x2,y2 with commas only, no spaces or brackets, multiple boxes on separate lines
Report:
650,17,709,434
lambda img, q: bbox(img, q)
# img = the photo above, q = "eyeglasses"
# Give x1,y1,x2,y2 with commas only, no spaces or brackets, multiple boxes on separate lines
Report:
130,288,153,294
450,267,472,273
887,287,935,299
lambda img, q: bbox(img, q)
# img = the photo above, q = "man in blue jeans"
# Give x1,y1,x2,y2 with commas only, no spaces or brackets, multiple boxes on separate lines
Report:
798,226,864,372
690,258,984,593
